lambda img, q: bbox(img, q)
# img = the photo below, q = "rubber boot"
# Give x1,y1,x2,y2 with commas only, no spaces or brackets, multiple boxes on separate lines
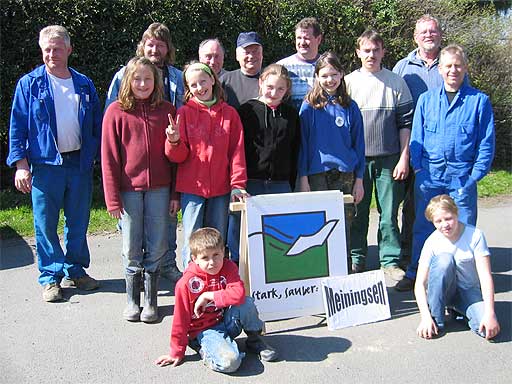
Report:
140,271,159,323
245,330,278,362
123,272,141,321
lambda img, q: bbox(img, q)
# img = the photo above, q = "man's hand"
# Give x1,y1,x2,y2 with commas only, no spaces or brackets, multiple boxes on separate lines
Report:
166,114,180,143
393,157,409,181
15,169,32,194
155,354,182,367
14,158,32,194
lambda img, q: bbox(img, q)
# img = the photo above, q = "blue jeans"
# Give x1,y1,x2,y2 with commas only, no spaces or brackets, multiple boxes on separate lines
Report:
31,152,93,286
193,297,264,373
405,170,478,280
160,214,179,271
120,187,170,274
181,193,230,268
427,252,486,337
227,180,291,263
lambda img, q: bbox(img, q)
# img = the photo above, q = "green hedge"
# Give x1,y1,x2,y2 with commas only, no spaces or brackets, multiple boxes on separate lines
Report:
1,0,510,189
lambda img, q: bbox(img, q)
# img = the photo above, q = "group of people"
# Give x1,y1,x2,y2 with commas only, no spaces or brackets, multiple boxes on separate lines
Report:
7,14,500,374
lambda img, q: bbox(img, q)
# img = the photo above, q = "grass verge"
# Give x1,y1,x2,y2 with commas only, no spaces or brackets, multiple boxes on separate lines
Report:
1,169,511,240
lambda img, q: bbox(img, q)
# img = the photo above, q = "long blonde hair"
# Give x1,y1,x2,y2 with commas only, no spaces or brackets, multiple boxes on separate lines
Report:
118,57,164,111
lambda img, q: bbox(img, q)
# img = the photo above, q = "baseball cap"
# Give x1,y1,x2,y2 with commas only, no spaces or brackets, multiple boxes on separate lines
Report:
236,32,262,48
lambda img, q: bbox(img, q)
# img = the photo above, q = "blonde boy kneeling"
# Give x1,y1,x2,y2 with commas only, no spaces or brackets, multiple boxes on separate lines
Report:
414,195,500,340
156,228,277,372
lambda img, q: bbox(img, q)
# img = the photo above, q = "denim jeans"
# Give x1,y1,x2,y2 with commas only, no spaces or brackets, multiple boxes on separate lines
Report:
120,187,170,274
227,179,291,263
159,214,179,271
193,297,264,373
31,151,93,286
405,170,478,280
427,251,486,337
351,154,403,267
181,193,230,268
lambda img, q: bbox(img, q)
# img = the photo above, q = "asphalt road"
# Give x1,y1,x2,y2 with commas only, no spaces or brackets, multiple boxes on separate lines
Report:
1,197,510,384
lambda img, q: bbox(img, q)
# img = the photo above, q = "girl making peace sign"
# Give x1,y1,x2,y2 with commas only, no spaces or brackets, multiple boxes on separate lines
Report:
165,62,247,268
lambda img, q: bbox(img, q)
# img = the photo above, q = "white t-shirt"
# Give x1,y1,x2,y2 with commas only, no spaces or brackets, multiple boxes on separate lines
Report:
419,224,490,290
48,73,81,153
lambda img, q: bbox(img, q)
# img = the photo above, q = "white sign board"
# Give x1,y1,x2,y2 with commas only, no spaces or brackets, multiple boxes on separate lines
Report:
246,191,348,321
321,270,391,330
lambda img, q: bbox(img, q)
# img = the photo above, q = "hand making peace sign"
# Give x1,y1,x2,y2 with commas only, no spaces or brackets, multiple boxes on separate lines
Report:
165,113,181,143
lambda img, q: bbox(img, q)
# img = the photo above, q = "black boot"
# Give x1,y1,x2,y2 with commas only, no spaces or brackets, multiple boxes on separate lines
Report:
140,271,159,323
245,330,278,362
123,272,141,321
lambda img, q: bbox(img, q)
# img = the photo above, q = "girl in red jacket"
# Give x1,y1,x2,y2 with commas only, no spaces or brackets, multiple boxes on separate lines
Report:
102,57,177,323
165,62,247,269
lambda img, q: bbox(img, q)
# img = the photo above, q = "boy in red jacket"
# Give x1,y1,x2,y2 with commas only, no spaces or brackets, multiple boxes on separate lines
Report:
155,228,277,373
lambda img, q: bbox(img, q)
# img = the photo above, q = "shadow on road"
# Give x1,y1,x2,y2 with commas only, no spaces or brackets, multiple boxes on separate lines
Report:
0,228,34,270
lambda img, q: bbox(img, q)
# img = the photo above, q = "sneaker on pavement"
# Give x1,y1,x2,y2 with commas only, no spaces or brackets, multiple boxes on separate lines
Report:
160,265,182,283
394,276,415,291
42,283,62,302
245,331,278,362
61,274,99,291
381,265,405,281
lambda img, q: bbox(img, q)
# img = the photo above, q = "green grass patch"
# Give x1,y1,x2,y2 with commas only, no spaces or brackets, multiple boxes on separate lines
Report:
477,170,512,197
1,170,510,240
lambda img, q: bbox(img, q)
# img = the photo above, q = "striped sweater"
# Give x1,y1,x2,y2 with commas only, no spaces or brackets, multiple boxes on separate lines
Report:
345,68,413,157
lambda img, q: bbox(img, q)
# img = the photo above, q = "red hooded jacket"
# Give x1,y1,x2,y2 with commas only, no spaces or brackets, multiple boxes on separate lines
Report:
165,98,247,198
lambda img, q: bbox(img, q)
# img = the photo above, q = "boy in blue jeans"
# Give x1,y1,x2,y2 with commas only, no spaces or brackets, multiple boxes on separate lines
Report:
156,227,277,372
414,195,500,340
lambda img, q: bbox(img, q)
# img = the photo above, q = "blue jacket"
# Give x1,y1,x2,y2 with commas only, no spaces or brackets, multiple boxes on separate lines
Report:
104,64,184,110
392,49,443,107
410,84,495,187
7,65,102,171
298,100,365,179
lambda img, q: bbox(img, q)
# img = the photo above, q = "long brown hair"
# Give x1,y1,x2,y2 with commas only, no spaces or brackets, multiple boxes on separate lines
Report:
305,51,351,109
118,57,164,111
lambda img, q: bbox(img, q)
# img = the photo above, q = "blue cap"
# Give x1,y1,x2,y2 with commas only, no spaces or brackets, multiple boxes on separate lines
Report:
236,32,262,48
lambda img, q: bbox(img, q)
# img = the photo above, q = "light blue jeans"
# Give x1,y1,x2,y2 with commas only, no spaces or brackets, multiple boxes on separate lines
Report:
227,180,291,263
427,252,486,337
31,151,93,286
193,297,264,373
160,214,179,271
405,170,478,280
181,193,230,268
120,187,170,274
